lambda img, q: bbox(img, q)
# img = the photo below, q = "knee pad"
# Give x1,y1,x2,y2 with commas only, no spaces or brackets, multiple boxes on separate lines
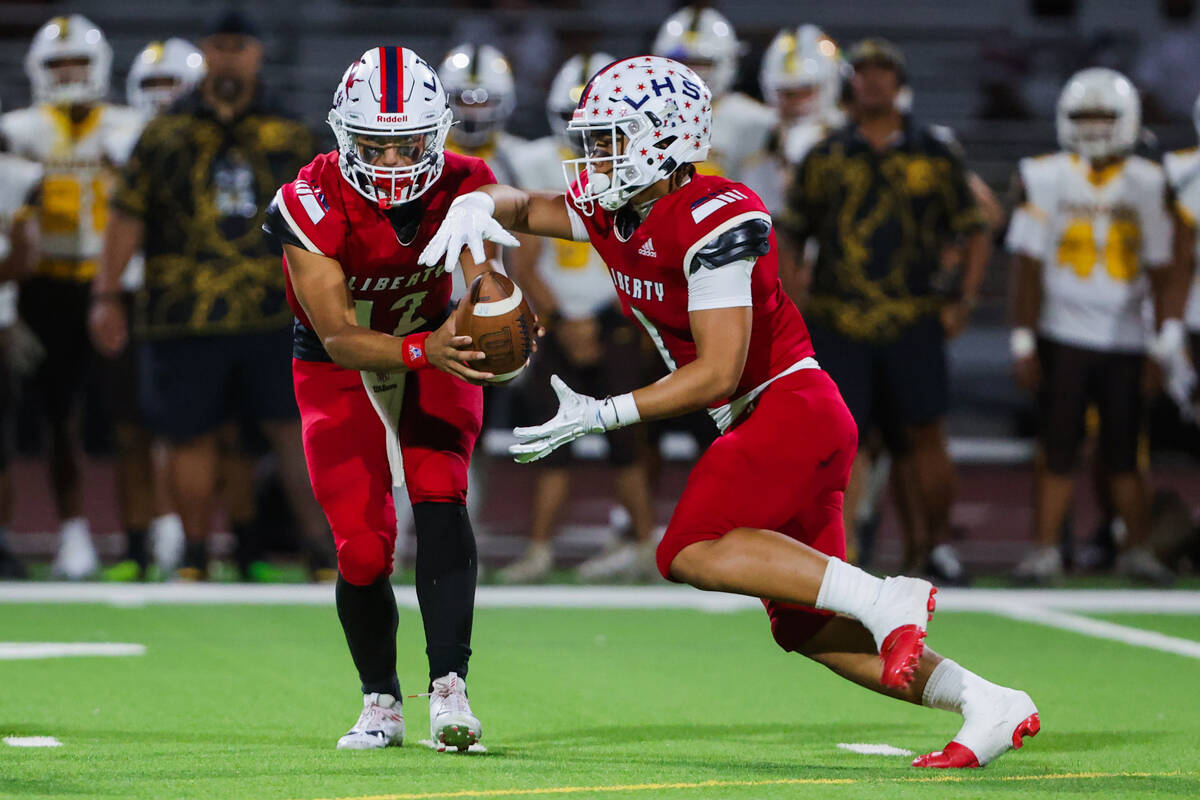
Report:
337,534,391,586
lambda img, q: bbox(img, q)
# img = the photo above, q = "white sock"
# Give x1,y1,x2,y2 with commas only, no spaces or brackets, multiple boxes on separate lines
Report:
922,658,967,713
814,557,884,621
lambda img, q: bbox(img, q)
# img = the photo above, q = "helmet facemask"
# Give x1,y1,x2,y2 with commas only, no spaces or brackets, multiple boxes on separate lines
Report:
562,114,672,214
41,54,98,105
1064,110,1122,161
448,87,511,149
329,107,452,209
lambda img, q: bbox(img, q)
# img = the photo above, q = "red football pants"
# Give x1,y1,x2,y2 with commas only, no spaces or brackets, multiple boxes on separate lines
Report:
292,358,483,586
656,367,858,650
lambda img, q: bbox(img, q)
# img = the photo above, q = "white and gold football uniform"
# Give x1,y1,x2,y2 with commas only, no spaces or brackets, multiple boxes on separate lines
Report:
1006,152,1173,352
697,92,777,183
0,102,143,282
0,154,44,329
1163,146,1200,334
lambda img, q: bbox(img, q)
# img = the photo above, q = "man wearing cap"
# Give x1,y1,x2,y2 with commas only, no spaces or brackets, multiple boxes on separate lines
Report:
89,10,333,579
778,38,991,580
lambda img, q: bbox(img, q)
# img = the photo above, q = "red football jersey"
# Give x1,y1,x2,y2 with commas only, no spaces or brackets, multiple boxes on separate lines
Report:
272,150,496,336
573,173,815,430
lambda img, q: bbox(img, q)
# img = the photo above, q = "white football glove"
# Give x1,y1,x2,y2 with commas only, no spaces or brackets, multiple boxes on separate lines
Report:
509,375,641,463
1149,319,1198,423
417,191,520,273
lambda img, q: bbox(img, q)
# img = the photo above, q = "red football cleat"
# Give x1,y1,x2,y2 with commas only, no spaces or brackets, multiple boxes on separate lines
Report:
913,709,1040,769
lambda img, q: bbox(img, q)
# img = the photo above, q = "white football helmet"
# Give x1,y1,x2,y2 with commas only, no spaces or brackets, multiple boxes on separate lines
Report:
1056,67,1140,162
439,43,516,149
651,6,739,99
127,39,205,116
546,52,616,150
563,56,713,214
25,14,112,105
760,25,842,124
328,47,453,209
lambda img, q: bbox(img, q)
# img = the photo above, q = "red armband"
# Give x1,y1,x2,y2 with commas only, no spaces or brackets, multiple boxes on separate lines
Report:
401,332,432,371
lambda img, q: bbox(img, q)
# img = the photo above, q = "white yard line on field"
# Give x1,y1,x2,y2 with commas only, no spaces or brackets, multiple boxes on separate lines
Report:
0,642,146,660
3,736,62,747
983,604,1200,660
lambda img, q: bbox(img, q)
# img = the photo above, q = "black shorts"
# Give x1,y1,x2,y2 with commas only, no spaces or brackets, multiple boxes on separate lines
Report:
807,314,948,453
17,276,93,425
138,328,298,443
1037,338,1144,475
518,307,642,468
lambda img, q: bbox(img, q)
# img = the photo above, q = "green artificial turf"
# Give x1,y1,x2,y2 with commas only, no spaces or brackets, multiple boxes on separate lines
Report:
2,604,1198,799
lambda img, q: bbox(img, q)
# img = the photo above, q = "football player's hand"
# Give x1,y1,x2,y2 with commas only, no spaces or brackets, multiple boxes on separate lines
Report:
89,296,128,358
425,314,494,385
1013,354,1040,392
509,374,605,463
418,191,520,274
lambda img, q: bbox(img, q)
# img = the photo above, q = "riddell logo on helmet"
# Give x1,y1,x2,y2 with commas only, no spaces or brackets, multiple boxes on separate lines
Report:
376,114,409,123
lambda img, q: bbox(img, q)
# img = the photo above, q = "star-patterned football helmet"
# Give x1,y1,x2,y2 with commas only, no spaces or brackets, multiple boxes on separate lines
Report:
562,55,713,214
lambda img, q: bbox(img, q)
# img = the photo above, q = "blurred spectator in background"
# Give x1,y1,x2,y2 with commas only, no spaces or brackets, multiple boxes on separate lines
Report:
1,15,144,579
498,52,658,582
89,10,333,580
0,137,42,578
95,38,207,582
1134,0,1200,123
779,38,990,582
652,5,775,182
1006,68,1189,585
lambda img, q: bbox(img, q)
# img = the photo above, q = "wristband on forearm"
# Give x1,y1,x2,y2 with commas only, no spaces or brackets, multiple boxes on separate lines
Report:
597,392,641,430
401,332,432,371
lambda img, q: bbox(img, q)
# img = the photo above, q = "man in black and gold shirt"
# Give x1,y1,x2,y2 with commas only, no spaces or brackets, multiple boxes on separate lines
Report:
90,11,330,579
779,39,991,580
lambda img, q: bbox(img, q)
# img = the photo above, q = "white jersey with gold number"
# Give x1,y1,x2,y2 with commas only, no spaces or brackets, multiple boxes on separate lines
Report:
739,120,835,216
446,131,526,300
1163,146,1200,333
0,154,44,328
1006,152,1173,353
0,102,144,281
699,92,777,182
507,136,615,319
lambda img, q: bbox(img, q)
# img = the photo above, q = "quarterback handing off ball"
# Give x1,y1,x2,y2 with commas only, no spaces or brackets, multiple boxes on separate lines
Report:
455,272,535,383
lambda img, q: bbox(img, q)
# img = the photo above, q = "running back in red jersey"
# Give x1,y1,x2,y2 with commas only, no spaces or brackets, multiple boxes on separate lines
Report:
568,172,815,429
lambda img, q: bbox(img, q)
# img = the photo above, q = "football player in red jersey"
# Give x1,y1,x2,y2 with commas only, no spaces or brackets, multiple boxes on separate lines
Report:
264,47,520,752
421,56,1039,769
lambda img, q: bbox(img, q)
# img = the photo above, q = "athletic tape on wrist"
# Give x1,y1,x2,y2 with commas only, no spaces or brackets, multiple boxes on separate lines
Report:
598,392,641,430
401,332,432,371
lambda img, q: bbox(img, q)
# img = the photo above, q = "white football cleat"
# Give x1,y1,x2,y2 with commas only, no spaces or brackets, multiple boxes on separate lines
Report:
497,543,552,584
1012,546,1063,585
429,672,481,752
336,692,404,750
576,541,658,582
913,685,1040,768
150,514,186,574
51,517,98,580
862,576,937,689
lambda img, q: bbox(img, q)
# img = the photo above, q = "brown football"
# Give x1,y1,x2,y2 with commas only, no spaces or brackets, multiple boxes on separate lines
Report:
454,272,535,383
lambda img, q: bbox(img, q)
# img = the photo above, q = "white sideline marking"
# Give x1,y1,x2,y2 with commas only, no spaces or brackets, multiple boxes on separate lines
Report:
991,605,1200,661
837,742,913,757
1,583,1200,613
0,642,146,660
4,736,61,748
